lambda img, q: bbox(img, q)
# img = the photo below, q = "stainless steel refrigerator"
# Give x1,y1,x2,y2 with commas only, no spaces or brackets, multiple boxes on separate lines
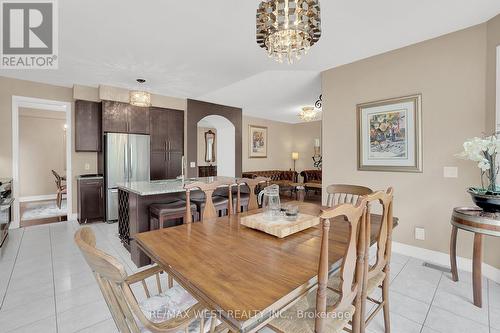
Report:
105,133,150,222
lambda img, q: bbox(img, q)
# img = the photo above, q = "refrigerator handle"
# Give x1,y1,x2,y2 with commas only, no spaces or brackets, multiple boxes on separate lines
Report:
123,145,127,182
130,144,133,181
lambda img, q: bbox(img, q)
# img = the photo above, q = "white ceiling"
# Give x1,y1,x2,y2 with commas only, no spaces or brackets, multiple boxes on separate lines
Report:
1,0,499,123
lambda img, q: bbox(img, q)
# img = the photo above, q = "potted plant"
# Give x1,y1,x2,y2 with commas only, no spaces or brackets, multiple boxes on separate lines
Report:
457,135,500,212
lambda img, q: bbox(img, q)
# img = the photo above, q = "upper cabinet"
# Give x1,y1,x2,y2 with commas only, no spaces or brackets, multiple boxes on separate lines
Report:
75,100,102,152
102,101,150,134
149,107,184,180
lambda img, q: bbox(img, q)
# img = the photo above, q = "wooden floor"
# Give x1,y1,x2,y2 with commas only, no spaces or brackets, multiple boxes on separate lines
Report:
20,200,68,228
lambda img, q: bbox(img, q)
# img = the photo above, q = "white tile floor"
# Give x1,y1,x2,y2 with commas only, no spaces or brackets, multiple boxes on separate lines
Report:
0,220,499,333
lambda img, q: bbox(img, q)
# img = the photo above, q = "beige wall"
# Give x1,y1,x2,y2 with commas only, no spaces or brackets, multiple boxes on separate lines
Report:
486,14,500,133
291,121,321,175
242,116,321,173
19,109,66,197
197,127,217,167
243,116,294,171
321,23,500,269
0,76,98,215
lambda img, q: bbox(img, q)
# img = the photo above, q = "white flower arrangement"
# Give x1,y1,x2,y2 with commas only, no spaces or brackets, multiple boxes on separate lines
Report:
457,135,499,192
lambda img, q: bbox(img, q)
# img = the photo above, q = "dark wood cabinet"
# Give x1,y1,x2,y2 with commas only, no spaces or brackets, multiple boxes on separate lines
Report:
102,101,150,134
198,165,217,177
149,107,184,180
75,100,102,152
77,177,104,224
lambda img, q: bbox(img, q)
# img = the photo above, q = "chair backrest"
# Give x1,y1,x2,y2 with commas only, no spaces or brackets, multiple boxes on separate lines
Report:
315,199,367,332
52,169,63,189
75,227,139,333
365,188,394,279
184,179,235,222
75,227,194,333
326,184,373,207
236,177,270,211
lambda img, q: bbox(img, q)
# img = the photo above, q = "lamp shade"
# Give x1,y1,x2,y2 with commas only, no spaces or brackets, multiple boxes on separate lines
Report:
291,152,299,160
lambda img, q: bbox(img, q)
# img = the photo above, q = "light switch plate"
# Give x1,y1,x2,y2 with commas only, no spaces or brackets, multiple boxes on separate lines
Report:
443,166,458,178
84,163,90,171
190,162,196,168
415,227,425,241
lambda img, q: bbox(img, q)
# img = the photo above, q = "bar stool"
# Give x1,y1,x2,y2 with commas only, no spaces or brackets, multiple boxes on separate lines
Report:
149,197,199,230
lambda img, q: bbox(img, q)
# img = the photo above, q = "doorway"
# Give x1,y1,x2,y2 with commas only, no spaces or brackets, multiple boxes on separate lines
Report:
11,96,72,229
197,115,236,177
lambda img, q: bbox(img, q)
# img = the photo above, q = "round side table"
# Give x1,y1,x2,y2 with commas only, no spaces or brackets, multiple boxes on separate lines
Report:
450,207,500,308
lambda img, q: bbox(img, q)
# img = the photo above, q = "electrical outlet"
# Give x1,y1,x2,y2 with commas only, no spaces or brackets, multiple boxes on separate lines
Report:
190,162,196,168
415,227,425,241
84,163,90,171
443,167,458,178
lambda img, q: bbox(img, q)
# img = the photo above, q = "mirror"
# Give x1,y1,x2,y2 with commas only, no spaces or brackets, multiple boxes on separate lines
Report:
205,130,216,163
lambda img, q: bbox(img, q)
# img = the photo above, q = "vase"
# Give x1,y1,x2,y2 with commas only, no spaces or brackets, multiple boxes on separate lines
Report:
468,187,500,213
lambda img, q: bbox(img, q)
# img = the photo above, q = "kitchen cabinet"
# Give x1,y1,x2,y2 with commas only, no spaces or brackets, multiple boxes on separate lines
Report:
75,100,102,152
77,177,104,224
102,101,150,134
149,107,184,180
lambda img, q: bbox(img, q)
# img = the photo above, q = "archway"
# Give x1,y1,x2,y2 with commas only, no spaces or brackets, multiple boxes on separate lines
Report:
197,115,236,177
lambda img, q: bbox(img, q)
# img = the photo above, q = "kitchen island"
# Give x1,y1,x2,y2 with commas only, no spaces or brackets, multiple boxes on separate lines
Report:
117,176,236,267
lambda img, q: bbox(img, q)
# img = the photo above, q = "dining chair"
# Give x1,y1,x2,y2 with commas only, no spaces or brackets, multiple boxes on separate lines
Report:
267,199,367,333
326,184,373,207
184,179,235,222
74,227,213,333
52,169,67,209
236,177,270,212
359,188,394,333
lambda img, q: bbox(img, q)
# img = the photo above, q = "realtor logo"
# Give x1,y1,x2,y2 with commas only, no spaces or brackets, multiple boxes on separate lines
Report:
1,0,58,69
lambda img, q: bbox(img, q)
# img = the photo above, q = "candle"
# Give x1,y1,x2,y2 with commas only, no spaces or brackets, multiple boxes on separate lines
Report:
314,138,320,147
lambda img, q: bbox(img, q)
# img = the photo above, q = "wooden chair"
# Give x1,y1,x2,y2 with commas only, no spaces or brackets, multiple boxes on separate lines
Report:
184,179,235,222
267,199,367,333
74,227,212,333
359,188,394,333
52,169,67,209
326,184,373,207
235,177,270,212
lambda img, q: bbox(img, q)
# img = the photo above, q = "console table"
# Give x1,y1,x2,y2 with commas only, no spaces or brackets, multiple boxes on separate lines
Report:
450,207,500,308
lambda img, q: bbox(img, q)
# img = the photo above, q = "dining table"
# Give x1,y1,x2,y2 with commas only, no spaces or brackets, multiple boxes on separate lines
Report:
135,201,398,333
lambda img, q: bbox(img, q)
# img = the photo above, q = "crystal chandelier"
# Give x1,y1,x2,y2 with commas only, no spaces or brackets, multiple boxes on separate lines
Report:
256,0,321,64
129,79,151,107
298,106,321,122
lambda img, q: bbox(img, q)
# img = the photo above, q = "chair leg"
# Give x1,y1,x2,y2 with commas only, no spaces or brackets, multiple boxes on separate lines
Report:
382,275,391,333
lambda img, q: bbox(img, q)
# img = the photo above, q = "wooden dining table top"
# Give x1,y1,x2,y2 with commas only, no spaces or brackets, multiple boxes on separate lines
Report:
135,201,398,333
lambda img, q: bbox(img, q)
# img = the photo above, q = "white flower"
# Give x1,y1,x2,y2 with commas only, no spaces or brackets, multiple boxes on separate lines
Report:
478,159,491,171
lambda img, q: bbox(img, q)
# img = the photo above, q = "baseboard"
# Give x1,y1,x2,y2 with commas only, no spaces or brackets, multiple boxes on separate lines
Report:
392,241,500,284
18,194,66,202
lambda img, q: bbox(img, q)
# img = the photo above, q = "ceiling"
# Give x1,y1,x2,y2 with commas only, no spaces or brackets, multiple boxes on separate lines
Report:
1,0,499,123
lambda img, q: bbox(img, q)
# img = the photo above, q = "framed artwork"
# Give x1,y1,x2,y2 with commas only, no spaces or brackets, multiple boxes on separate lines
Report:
249,125,268,158
357,94,422,172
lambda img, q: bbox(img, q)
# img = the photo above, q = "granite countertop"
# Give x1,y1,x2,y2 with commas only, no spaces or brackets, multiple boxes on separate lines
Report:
117,176,236,196
77,174,103,180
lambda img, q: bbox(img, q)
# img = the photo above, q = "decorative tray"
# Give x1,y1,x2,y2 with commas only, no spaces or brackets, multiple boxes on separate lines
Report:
240,212,320,238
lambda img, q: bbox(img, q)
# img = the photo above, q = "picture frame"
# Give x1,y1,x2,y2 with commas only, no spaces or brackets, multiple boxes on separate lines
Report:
357,94,423,172
249,125,268,158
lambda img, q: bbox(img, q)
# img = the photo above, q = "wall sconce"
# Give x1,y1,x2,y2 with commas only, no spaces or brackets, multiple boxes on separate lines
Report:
291,152,299,171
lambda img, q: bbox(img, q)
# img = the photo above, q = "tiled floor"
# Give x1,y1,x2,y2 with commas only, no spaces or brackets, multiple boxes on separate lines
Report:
0,220,499,333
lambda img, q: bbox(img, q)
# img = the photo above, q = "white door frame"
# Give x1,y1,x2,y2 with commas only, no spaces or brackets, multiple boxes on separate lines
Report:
11,96,73,229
